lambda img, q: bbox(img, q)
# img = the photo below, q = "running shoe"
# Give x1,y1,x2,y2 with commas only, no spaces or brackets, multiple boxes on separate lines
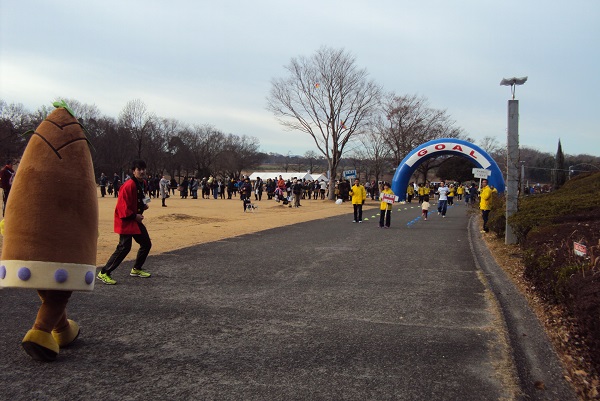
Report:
130,269,151,278
97,272,117,285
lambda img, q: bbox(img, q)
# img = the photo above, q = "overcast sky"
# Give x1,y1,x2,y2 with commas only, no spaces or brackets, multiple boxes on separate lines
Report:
1,0,599,157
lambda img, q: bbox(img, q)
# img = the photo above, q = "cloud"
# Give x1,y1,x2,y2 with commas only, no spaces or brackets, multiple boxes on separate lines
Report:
1,0,599,157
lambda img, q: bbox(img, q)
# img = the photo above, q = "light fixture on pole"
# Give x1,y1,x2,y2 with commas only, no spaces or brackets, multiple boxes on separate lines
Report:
500,77,528,100
501,76,527,244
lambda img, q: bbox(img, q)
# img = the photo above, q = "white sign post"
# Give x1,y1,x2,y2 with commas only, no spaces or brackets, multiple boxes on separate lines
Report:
343,169,357,180
381,193,396,226
472,168,491,179
472,168,491,190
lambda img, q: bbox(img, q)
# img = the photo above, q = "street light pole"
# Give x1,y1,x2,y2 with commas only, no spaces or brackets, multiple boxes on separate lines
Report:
500,77,527,245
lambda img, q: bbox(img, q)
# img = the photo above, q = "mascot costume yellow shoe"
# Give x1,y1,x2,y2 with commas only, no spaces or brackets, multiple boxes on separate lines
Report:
0,101,98,362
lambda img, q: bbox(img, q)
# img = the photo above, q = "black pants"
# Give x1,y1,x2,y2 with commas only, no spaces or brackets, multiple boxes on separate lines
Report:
379,209,391,227
481,210,490,232
100,186,106,197
353,204,363,221
2,188,8,216
102,222,152,274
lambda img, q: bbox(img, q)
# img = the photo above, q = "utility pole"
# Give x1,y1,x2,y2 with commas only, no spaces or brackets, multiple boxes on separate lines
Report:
500,77,527,245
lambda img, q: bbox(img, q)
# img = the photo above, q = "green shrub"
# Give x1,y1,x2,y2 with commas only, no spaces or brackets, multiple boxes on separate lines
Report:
488,193,505,238
508,172,600,243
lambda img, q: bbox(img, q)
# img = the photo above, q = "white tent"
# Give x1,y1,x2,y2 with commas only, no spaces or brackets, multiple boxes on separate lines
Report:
308,173,328,182
248,172,314,181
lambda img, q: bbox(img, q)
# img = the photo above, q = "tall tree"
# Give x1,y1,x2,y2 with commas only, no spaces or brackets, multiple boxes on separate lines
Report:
267,46,382,199
187,124,225,178
0,100,33,159
352,129,391,183
553,139,566,189
118,99,155,159
303,150,319,173
378,94,461,166
218,134,263,179
376,93,463,182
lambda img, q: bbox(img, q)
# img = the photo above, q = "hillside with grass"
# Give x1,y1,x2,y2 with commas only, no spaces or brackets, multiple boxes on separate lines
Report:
487,172,600,399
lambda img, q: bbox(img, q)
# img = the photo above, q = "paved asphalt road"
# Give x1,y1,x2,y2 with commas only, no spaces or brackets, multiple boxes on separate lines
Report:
0,202,576,401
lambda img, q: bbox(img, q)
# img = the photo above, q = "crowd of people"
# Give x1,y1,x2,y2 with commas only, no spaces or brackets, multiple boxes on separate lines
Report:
405,180,497,233
94,170,498,235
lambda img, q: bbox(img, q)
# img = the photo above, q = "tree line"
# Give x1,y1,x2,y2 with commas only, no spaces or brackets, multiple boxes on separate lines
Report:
0,98,264,182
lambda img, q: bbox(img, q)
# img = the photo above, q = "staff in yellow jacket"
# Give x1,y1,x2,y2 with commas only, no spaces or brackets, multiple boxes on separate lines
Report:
350,178,367,223
379,182,394,228
456,184,464,201
479,179,493,233
406,183,414,203
418,183,426,204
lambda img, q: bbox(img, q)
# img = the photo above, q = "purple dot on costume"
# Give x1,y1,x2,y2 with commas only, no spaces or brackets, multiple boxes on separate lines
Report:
54,269,68,283
0,265,5,279
18,267,31,281
85,271,94,285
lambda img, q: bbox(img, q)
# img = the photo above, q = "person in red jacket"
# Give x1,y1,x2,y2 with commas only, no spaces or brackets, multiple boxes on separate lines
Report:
97,160,152,285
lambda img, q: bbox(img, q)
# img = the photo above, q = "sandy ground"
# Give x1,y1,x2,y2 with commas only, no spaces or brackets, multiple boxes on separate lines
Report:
93,190,378,265
0,187,378,265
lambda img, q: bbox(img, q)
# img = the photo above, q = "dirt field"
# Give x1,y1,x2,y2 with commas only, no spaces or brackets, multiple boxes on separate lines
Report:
0,188,376,266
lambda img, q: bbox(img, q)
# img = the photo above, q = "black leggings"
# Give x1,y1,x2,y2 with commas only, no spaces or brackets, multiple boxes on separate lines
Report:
103,222,152,274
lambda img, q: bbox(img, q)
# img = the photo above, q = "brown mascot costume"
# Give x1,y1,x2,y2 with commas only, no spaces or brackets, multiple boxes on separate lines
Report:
0,102,98,362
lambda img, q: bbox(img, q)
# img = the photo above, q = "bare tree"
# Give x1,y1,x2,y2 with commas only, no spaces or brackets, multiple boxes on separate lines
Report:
167,129,195,181
118,99,156,159
377,94,462,167
56,97,101,122
304,150,319,173
186,124,225,178
353,129,391,183
376,93,464,182
267,46,382,199
219,134,263,178
0,101,34,160
479,136,503,155
147,117,183,174
281,151,292,172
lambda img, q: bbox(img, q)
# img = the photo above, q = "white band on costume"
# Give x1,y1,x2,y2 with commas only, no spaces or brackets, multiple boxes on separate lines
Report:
0,260,95,291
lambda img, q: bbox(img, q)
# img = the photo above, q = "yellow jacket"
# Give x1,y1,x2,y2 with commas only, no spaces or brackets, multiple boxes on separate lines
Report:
350,184,366,205
380,188,395,211
480,186,493,211
418,186,425,196
407,186,414,195
457,186,464,195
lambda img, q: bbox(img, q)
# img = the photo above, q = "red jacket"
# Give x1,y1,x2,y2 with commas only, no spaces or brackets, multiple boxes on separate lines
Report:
114,178,143,234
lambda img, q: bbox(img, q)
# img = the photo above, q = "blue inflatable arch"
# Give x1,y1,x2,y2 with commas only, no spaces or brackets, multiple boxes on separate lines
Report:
391,138,505,201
